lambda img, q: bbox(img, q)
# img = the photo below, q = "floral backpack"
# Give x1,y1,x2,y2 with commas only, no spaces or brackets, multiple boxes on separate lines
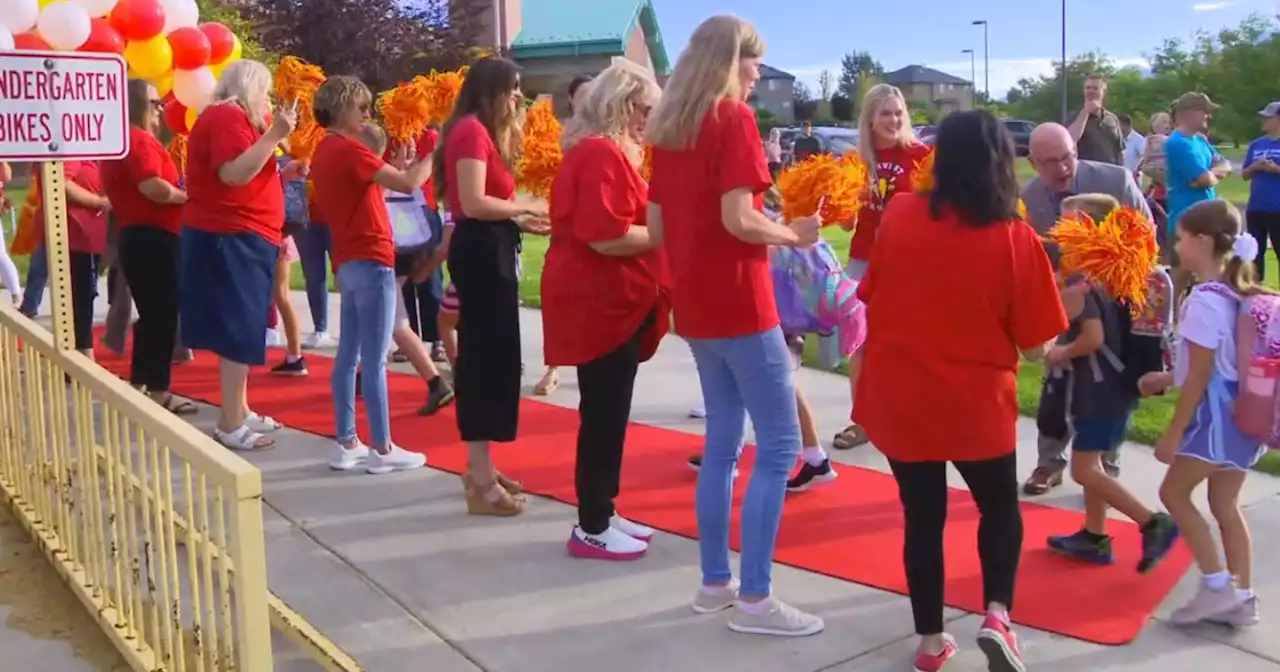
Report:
769,241,867,357
1195,281,1280,448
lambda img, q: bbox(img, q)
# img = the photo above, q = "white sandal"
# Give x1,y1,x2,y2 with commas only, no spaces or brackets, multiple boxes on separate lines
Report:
214,425,275,451
246,411,282,432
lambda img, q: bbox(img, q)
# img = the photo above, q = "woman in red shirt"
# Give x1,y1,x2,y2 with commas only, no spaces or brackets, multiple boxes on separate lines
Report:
309,75,436,476
542,62,669,560
179,60,296,451
647,15,823,636
101,79,191,412
833,83,933,451
853,110,1066,672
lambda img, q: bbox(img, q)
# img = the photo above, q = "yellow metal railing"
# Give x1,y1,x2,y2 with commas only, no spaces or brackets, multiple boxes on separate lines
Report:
0,303,272,671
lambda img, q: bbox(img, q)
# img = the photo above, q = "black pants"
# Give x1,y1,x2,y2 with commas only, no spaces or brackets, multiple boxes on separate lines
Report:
69,251,98,351
1247,210,1280,282
888,452,1022,635
119,225,180,392
575,310,655,534
450,220,522,443
401,272,442,342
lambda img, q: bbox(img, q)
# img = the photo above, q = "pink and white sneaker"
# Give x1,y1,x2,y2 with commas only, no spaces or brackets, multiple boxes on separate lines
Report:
913,634,957,672
566,526,647,561
976,613,1026,672
611,514,654,541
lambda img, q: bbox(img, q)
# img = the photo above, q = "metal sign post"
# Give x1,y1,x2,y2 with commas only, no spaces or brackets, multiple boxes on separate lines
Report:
0,50,130,352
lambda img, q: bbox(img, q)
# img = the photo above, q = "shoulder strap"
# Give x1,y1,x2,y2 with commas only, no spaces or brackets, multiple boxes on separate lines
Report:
1194,280,1241,304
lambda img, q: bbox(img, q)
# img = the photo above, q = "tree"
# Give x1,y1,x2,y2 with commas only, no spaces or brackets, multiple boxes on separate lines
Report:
196,0,275,66
793,81,817,121
830,94,853,122
817,69,834,101
837,50,884,110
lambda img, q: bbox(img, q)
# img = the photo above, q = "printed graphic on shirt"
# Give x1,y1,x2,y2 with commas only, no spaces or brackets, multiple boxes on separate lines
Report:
869,161,907,211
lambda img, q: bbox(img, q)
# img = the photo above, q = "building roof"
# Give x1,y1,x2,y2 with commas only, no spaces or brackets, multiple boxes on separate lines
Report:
760,64,794,80
512,0,671,74
885,65,970,86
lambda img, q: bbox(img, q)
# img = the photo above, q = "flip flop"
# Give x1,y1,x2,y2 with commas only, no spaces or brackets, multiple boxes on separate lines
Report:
832,423,869,450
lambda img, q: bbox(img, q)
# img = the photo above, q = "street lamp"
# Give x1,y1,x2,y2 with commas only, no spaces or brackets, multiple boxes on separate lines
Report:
961,49,976,108
972,19,989,101
1060,0,1069,123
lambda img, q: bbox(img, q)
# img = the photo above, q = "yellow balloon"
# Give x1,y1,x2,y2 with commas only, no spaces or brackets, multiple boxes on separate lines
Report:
154,71,173,98
185,107,198,132
228,34,242,62
209,62,226,79
38,0,59,6
124,37,174,81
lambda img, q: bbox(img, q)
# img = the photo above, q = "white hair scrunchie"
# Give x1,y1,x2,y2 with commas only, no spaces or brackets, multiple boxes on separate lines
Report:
1233,233,1260,263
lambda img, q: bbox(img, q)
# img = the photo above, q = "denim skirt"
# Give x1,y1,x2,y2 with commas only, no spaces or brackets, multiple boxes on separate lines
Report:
178,228,277,366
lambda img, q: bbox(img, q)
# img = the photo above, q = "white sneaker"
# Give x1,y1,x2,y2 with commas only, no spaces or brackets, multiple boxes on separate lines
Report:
366,444,427,474
329,439,370,471
303,331,334,349
611,514,655,541
566,526,648,561
265,329,280,347
689,404,707,419
727,597,825,637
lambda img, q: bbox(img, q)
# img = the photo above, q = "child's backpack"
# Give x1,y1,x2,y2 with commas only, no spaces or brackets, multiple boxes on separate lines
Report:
279,156,309,237
386,189,435,254
1097,266,1175,395
1196,281,1280,448
769,242,867,356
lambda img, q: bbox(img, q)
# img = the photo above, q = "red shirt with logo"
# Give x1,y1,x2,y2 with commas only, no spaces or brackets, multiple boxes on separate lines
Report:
848,142,932,261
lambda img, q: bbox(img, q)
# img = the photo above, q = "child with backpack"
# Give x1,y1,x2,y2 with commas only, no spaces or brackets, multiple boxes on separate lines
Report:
1041,194,1181,571
1140,199,1271,627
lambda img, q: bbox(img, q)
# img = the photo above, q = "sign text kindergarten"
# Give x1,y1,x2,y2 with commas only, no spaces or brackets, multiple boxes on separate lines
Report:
0,51,129,161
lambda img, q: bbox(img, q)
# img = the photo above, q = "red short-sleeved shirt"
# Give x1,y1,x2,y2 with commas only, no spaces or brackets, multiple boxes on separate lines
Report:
849,142,932,261
650,99,775,339
415,128,439,210
853,193,1068,462
101,126,183,234
542,137,671,365
443,115,515,218
311,134,394,270
182,103,284,245
34,161,107,254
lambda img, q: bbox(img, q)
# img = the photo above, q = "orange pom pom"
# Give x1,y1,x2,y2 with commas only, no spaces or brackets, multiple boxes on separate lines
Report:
275,56,328,160
776,153,869,225
516,98,562,199
1048,206,1158,310
911,149,935,193
167,134,188,181
640,145,653,182
11,188,41,256
378,76,433,145
424,69,467,124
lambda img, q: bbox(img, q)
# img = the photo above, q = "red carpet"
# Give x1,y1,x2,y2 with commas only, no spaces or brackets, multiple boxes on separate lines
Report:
94,334,1191,645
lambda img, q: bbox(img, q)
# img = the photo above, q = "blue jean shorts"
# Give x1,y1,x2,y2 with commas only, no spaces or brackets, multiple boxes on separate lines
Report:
1072,417,1130,453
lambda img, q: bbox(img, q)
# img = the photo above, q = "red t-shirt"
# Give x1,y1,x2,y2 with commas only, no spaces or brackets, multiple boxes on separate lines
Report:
443,115,515,219
849,141,932,261
852,193,1068,462
542,137,671,365
415,128,439,210
101,126,183,234
182,103,284,246
650,99,776,339
34,161,107,254
311,134,394,270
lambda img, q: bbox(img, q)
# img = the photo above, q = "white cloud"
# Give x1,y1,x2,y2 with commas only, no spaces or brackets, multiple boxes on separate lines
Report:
784,56,1149,101
1192,1,1238,10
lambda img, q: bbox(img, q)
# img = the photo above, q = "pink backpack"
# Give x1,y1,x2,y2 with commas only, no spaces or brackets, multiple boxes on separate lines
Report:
1198,282,1280,448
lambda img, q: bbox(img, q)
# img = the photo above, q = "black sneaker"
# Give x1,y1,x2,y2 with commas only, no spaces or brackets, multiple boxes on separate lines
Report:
786,459,839,492
271,356,308,377
686,454,739,477
418,379,456,416
431,342,447,362
1137,512,1180,574
1047,529,1114,565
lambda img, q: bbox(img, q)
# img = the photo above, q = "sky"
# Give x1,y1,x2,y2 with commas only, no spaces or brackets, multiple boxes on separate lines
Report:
646,0,1277,99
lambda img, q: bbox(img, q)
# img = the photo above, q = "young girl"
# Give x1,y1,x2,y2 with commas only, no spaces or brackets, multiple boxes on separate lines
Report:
1142,199,1268,627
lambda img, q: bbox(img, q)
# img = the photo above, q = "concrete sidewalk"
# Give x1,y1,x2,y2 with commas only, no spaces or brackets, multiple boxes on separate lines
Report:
20,288,1280,670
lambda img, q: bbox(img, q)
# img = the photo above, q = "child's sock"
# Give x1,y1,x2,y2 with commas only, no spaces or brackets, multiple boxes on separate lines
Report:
286,354,301,364
1238,588,1255,602
1204,571,1232,591
801,446,828,466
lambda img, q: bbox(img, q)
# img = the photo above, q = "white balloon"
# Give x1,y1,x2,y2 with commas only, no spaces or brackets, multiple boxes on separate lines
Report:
36,2,92,51
72,0,119,19
0,29,13,52
160,0,198,35
173,67,216,111
0,0,40,36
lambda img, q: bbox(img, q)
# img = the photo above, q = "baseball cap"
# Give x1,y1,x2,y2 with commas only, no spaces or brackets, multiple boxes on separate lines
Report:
1172,92,1220,112
1259,101,1280,118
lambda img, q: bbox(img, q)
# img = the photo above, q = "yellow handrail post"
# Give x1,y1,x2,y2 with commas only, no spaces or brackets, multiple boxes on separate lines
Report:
231,483,272,671
38,162,75,353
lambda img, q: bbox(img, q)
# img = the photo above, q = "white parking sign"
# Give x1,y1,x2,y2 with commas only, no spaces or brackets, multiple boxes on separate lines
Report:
0,50,129,161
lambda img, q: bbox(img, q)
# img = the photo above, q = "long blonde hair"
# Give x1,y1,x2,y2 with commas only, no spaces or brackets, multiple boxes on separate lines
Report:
857,83,917,179
562,61,660,167
211,60,273,132
645,14,764,150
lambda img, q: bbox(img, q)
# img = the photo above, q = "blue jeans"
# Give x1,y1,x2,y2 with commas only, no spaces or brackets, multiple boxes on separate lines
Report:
332,261,396,447
295,224,332,333
20,244,47,316
689,326,800,599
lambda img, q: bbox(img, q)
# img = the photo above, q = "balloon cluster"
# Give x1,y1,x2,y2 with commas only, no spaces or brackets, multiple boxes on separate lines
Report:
1,0,245,137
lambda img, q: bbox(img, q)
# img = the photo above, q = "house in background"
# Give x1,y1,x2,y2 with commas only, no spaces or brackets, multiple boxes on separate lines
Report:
748,64,796,122
463,0,672,116
884,65,973,114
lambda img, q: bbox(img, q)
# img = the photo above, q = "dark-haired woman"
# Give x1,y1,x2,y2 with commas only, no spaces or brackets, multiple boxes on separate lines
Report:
854,110,1067,671
434,57,549,516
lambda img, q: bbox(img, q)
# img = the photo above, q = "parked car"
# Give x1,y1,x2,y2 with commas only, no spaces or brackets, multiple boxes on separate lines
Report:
1001,118,1035,156
779,126,860,165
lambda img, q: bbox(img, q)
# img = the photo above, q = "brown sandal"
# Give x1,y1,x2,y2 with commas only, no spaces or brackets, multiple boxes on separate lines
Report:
832,423,869,450
465,481,525,516
533,368,559,396
462,472,525,495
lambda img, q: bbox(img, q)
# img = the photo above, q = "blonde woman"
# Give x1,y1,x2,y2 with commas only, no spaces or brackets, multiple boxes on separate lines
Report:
542,61,670,560
831,83,930,452
179,60,296,451
1139,111,1172,208
648,14,823,636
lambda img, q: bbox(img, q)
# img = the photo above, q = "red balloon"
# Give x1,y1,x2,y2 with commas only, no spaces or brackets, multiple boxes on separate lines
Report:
80,18,126,55
167,26,211,70
162,99,189,135
13,33,52,51
109,0,166,42
199,22,236,64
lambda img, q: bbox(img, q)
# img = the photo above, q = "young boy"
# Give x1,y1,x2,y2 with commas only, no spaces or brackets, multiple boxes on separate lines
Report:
1043,193,1179,572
